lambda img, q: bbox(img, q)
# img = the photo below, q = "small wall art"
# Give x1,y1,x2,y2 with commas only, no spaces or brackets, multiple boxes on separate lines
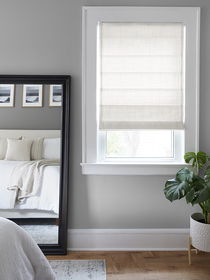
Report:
22,84,43,107
49,84,62,107
0,84,15,107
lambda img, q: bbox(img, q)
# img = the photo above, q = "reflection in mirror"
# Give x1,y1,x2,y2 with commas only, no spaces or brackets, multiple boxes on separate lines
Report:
0,83,62,245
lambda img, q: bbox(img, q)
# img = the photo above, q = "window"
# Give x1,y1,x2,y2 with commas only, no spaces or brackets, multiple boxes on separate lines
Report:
99,130,184,162
82,7,200,175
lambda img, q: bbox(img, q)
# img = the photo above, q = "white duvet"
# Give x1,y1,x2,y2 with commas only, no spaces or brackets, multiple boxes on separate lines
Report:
0,160,60,214
0,217,55,280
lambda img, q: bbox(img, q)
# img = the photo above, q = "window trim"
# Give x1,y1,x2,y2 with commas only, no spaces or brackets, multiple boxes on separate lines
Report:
81,6,200,175
80,162,190,176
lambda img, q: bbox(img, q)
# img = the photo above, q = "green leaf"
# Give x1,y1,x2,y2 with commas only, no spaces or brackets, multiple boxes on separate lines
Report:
185,189,195,204
193,187,210,204
205,166,210,179
184,152,196,164
164,151,210,208
184,152,207,169
176,167,194,182
191,176,206,191
164,168,195,202
164,179,189,202
197,152,207,167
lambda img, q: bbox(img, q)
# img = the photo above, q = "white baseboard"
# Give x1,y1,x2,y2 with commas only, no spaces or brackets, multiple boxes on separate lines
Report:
68,228,189,251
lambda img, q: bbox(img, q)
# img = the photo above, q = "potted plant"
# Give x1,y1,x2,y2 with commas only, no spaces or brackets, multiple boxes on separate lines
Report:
164,152,210,254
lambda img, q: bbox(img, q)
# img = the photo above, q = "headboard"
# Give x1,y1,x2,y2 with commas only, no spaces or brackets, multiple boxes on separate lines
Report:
0,130,60,139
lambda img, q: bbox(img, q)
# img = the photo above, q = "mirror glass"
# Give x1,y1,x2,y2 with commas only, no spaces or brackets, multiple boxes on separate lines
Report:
0,83,62,245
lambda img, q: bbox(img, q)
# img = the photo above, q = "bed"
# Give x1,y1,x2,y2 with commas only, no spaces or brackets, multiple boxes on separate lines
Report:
0,217,55,280
0,130,60,219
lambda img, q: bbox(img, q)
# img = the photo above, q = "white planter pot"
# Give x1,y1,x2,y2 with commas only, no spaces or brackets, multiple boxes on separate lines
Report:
190,213,210,252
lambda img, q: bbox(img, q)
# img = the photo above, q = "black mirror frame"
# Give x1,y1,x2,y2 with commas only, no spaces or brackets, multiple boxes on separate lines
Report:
0,75,71,255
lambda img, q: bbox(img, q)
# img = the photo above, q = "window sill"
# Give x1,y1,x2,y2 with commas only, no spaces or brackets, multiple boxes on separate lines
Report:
80,162,188,175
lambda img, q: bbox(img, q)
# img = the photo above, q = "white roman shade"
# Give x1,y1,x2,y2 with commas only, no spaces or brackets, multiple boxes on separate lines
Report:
99,23,184,130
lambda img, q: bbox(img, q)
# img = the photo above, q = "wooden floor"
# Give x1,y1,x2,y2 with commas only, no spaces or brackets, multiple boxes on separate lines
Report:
48,251,210,280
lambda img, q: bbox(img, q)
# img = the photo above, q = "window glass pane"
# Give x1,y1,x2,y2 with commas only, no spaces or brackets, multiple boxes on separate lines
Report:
106,130,174,158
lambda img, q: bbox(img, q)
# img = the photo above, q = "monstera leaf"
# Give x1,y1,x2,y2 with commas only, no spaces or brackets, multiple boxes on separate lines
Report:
184,152,196,166
164,151,210,223
191,185,210,205
191,175,206,191
204,166,210,180
164,168,193,202
185,176,206,204
197,152,208,167
184,152,207,168
176,167,194,182
185,188,196,204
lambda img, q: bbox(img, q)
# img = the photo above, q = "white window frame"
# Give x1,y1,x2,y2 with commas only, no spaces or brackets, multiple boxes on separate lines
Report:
81,6,200,175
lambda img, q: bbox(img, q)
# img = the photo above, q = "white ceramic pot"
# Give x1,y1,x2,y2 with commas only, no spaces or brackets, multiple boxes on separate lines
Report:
190,213,210,252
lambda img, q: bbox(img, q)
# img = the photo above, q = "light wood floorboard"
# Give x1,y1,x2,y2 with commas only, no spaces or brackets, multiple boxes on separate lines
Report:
47,251,210,280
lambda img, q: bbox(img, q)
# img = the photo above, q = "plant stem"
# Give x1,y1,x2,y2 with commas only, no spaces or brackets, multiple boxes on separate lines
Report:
199,202,204,212
204,211,208,224
199,203,208,223
195,157,199,175
208,213,210,224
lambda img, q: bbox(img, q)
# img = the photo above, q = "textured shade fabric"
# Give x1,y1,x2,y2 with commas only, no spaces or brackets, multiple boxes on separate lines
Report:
99,23,184,130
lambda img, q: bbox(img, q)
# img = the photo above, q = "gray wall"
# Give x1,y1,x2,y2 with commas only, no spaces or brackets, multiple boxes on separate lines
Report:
0,84,61,129
0,0,208,229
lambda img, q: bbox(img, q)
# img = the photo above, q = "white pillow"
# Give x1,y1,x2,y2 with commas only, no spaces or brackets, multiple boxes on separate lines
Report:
31,137,44,160
42,138,61,160
0,137,22,160
0,138,7,160
23,137,44,160
5,139,33,161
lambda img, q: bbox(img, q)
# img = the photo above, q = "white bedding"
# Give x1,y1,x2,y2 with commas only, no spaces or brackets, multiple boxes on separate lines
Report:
0,217,55,280
0,160,60,214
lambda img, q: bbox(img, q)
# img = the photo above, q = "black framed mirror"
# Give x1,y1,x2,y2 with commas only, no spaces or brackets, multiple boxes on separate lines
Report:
0,75,70,255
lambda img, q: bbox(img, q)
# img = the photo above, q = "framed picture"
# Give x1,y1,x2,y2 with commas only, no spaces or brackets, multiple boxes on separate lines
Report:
22,84,43,107
0,84,15,107
49,84,62,107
